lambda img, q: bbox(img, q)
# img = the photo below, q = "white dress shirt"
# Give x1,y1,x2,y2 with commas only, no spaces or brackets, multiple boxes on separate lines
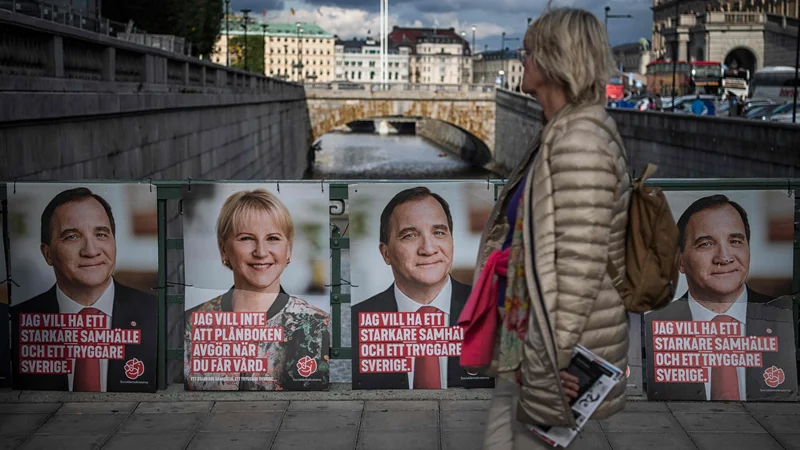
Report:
56,282,115,392
394,278,452,389
687,288,748,401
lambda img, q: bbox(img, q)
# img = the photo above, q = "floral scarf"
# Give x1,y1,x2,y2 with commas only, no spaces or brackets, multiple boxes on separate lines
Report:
497,165,533,382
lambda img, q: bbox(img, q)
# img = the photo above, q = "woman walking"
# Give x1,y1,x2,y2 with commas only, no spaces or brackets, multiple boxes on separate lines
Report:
474,7,632,449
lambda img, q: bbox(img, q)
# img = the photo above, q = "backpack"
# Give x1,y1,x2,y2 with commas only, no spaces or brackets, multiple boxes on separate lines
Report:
607,164,680,313
582,117,680,313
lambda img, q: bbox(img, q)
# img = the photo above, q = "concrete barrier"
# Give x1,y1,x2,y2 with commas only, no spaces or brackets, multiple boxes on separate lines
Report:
493,89,800,178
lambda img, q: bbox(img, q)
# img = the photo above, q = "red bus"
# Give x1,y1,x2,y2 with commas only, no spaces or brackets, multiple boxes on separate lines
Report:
646,60,723,96
690,61,723,94
606,75,625,100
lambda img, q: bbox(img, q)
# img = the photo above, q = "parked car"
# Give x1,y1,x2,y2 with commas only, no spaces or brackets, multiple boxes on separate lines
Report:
746,103,787,120
770,105,800,124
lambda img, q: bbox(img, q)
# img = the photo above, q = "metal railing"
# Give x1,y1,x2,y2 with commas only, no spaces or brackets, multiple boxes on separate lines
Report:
0,8,298,94
304,82,496,93
0,0,192,55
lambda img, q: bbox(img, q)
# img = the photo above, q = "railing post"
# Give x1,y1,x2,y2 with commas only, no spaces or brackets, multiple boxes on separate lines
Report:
141,54,154,83
46,35,64,78
182,62,190,86
200,66,206,87
101,47,115,82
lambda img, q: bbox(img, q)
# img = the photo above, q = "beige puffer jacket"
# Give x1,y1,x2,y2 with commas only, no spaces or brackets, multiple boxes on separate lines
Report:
475,102,631,427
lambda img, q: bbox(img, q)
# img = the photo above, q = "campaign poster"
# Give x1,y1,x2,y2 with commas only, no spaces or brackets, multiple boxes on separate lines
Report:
7,183,158,392
182,183,330,391
644,190,797,401
349,182,495,390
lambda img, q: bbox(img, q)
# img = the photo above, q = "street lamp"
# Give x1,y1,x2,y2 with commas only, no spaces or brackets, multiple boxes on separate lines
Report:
295,22,305,82
501,32,520,88
670,0,681,111
793,5,799,123
604,6,632,29
471,25,476,55
241,8,251,72
498,69,505,88
261,23,268,76
224,0,230,66
284,44,288,79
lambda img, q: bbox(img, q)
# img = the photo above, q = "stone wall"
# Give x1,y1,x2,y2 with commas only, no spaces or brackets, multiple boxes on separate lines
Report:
1,91,312,181
416,118,492,166
764,20,800,67
0,10,313,181
493,90,543,175
493,90,800,178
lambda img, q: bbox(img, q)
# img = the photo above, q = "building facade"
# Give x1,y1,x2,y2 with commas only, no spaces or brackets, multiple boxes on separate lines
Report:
389,27,472,84
333,38,411,83
472,50,523,89
612,40,652,75
651,0,799,75
211,19,335,82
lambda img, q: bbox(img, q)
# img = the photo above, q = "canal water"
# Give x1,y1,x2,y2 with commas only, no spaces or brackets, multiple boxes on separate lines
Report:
309,132,494,180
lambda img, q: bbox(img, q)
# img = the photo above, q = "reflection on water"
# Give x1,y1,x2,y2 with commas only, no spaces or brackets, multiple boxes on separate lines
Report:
309,132,494,179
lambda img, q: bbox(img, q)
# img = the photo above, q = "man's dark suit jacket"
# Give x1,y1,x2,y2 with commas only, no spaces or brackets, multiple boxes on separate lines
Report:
10,280,158,392
644,287,798,401
351,278,494,389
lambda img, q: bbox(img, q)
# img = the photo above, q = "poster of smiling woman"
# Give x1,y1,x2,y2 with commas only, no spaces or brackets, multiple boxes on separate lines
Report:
644,190,797,401
7,183,158,392
349,182,496,390
182,183,330,391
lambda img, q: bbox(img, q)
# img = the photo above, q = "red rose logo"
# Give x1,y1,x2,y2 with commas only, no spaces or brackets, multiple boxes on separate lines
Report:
763,366,785,388
125,358,145,380
297,356,317,378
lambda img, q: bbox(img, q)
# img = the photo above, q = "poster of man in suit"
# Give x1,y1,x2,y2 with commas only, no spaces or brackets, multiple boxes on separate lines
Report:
7,183,158,392
349,183,495,390
644,191,797,401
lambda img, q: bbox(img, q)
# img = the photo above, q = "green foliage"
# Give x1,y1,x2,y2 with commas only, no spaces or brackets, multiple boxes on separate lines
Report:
102,0,223,58
230,35,265,74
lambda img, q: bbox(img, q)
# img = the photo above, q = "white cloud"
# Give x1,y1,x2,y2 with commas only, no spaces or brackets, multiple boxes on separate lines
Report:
266,6,395,39
266,6,506,42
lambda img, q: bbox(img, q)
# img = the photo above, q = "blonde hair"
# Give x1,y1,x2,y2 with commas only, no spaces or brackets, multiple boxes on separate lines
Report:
216,189,294,266
524,7,616,105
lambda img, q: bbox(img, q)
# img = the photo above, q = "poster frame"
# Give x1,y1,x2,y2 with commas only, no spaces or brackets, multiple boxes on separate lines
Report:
0,177,796,393
642,177,800,399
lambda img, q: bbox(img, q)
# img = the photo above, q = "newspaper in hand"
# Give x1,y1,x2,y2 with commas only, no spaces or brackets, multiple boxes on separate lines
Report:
525,344,624,448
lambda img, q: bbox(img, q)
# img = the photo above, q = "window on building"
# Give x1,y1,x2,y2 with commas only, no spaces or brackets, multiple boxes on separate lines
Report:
358,72,362,79
440,76,444,82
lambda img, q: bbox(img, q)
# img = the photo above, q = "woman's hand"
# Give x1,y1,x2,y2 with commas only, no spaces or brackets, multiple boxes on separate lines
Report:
560,370,580,402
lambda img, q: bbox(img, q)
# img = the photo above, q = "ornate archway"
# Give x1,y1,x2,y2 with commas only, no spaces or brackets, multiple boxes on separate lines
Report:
724,47,758,76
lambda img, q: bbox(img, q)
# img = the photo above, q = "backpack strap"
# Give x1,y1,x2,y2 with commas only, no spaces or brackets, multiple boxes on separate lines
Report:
574,116,658,298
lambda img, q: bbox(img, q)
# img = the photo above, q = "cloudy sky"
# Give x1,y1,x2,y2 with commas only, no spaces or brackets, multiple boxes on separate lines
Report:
228,0,654,50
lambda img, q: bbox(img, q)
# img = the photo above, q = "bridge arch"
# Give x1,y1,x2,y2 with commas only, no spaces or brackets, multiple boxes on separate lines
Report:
724,47,758,76
304,85,497,156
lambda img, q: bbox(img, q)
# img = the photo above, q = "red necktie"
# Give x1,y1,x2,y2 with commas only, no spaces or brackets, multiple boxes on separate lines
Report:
73,307,103,392
414,305,442,389
710,315,740,400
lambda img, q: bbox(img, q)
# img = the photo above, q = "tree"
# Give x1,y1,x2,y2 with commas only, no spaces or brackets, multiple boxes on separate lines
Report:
102,0,222,58
229,36,265,74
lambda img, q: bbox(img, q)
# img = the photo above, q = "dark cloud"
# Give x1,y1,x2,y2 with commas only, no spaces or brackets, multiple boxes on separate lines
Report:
228,0,655,47
229,0,285,13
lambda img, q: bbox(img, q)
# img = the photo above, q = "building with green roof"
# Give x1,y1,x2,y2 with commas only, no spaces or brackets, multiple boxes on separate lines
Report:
211,18,335,82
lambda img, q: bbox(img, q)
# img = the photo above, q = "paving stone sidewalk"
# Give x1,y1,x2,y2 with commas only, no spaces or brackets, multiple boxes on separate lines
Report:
0,399,798,450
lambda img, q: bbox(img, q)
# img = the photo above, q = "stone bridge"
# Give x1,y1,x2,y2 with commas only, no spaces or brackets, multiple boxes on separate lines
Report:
304,83,497,152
